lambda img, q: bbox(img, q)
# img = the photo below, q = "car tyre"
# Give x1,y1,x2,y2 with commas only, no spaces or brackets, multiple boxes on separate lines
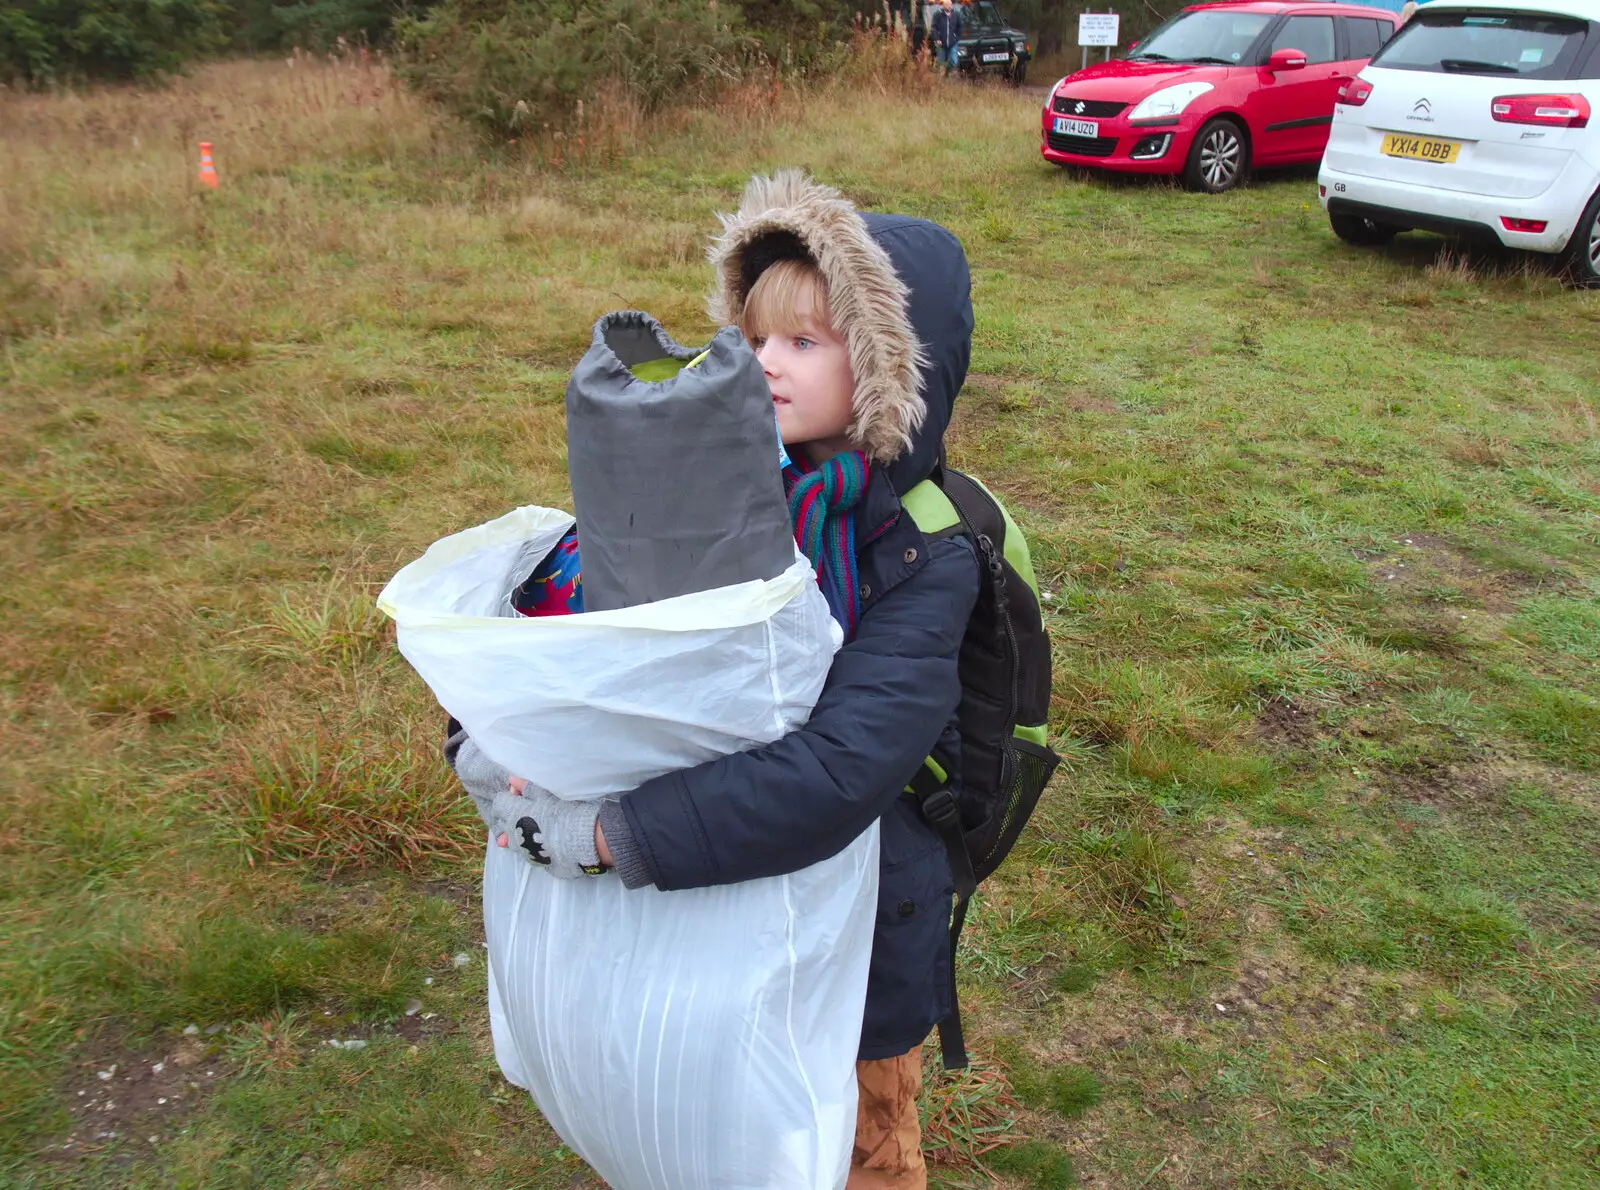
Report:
1329,211,1401,246
1009,61,1027,86
1559,187,1600,288
1183,118,1249,194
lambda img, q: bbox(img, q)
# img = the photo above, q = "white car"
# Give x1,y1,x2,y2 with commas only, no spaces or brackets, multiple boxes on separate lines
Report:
1317,0,1600,285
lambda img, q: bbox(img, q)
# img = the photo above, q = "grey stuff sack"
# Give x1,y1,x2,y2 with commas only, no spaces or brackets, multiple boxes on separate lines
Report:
564,311,795,612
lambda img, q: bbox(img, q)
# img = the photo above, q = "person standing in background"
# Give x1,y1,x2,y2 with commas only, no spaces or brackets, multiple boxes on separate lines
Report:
931,0,963,73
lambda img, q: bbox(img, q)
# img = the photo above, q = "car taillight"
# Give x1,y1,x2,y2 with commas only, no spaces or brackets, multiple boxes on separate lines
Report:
1337,79,1373,106
1490,94,1590,128
1500,217,1549,233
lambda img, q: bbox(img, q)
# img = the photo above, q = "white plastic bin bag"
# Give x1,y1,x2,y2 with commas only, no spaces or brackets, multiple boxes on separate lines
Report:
378,506,877,1190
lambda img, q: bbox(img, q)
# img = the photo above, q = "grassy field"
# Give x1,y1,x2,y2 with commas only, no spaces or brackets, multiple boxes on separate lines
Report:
2,53,1598,1190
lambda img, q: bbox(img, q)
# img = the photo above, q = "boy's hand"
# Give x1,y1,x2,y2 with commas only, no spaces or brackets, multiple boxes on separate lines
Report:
506,777,612,864
485,781,608,879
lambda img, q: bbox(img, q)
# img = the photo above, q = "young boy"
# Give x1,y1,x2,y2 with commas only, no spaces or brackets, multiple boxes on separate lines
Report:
450,171,977,1188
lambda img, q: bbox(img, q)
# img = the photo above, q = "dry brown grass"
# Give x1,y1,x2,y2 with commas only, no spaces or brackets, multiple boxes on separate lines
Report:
220,722,477,873
0,54,428,245
0,55,435,349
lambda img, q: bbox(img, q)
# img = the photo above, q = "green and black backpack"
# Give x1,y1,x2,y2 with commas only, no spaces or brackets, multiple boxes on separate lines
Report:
902,462,1060,1070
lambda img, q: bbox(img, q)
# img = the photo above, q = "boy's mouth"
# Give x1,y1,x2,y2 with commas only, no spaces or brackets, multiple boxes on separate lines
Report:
771,395,791,406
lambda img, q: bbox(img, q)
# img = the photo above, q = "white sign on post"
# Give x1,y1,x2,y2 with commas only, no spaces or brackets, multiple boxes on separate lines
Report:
1078,12,1120,46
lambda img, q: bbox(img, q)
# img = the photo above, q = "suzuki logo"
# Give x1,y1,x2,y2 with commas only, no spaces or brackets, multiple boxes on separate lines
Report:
1407,97,1434,122
1074,100,1086,113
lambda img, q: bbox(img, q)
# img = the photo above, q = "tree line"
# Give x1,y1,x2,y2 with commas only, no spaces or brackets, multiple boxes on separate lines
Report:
0,0,874,86
3,0,1189,88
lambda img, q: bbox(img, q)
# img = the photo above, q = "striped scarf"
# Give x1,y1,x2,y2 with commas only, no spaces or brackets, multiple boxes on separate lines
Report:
784,450,870,640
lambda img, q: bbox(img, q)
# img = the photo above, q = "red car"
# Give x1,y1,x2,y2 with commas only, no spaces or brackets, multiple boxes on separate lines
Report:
1040,1,1399,192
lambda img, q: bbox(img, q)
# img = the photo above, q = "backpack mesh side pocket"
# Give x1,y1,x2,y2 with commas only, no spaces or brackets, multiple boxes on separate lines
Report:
976,732,1060,882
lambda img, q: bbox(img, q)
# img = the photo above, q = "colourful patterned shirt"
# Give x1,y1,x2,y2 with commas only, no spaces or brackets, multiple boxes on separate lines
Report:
511,526,583,617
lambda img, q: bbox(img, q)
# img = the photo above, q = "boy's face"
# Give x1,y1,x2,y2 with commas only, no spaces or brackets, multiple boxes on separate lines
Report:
751,320,855,461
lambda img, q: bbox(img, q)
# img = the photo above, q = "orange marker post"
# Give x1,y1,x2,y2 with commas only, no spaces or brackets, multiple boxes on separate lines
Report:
197,142,219,189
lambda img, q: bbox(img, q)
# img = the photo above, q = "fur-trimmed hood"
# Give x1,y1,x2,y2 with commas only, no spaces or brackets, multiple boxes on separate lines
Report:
707,172,972,493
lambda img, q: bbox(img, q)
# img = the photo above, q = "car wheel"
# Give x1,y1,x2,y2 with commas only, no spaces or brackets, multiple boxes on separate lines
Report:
1560,188,1600,288
1010,61,1027,86
1183,118,1249,193
1329,211,1401,246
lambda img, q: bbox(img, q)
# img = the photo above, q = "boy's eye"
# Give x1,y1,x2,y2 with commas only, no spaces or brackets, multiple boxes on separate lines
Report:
793,337,814,350
749,336,766,350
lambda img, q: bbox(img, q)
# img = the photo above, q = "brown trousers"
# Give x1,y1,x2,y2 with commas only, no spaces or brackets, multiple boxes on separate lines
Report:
847,1045,926,1190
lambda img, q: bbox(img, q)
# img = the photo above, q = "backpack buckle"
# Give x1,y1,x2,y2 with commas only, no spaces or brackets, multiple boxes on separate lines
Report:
919,786,961,831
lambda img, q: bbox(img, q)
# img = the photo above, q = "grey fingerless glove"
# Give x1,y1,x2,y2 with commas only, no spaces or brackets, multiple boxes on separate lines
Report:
480,787,606,879
447,730,513,824
447,729,611,880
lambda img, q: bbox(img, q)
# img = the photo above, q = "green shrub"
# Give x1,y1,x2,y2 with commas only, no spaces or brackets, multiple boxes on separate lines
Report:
736,0,853,67
224,0,436,54
393,0,759,139
0,0,226,85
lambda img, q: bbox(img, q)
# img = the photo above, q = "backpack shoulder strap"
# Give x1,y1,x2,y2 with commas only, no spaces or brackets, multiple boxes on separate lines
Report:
902,477,963,539
933,469,1002,538
906,470,1011,550
900,470,990,1072
909,757,977,1071
903,469,1006,558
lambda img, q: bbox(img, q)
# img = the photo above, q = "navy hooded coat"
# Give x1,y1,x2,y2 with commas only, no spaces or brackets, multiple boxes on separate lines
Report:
611,173,979,1060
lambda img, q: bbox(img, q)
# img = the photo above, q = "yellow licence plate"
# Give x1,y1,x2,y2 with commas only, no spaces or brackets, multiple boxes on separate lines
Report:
1381,133,1461,164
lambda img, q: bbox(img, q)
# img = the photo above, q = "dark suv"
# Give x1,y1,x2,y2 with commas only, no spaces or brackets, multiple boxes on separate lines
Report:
957,1,1032,84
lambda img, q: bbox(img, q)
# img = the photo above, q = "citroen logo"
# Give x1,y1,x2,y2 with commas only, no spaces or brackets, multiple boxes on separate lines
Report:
1413,98,1431,114
1075,100,1086,113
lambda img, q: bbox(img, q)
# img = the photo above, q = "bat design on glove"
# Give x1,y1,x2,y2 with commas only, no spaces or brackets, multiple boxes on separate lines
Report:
508,814,552,866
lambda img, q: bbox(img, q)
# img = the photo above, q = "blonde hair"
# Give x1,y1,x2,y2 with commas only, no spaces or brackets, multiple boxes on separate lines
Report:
740,258,834,343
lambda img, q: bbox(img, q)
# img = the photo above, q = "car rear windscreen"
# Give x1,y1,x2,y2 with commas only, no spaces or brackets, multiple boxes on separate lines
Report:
1370,10,1590,79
